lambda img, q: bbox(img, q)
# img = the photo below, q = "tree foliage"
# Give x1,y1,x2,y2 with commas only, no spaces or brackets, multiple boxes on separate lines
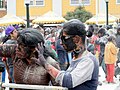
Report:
64,6,93,23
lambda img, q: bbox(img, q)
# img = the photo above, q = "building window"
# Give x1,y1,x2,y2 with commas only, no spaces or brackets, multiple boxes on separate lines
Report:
0,0,3,8
30,0,34,5
81,0,90,5
116,0,120,4
36,0,44,6
70,0,90,6
70,0,80,5
28,0,44,6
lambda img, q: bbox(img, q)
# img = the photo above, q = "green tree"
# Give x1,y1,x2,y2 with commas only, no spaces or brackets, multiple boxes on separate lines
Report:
64,6,93,23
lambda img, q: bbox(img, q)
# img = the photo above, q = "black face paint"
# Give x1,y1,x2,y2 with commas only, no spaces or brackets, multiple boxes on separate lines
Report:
61,35,76,52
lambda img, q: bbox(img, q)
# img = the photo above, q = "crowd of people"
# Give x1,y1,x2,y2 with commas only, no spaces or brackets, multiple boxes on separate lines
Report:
87,24,120,84
0,19,120,90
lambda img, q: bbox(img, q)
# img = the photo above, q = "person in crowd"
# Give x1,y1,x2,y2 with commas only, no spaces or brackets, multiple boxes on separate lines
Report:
2,26,18,44
90,26,100,59
0,28,60,90
87,38,95,55
95,28,108,74
0,27,5,42
55,25,71,70
86,25,95,55
55,24,63,38
47,28,56,50
33,19,99,90
115,27,120,77
32,24,44,36
55,36,69,70
2,26,18,84
45,40,58,61
116,27,120,62
104,35,118,84
0,27,6,82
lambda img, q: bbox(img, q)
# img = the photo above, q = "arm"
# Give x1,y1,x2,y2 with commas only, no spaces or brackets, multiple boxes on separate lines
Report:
3,59,12,82
0,44,16,57
39,57,60,78
55,58,94,88
46,57,60,85
110,43,118,55
34,43,60,79
35,44,94,88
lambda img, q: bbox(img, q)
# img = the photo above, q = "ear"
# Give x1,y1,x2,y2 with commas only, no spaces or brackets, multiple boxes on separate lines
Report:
73,35,81,43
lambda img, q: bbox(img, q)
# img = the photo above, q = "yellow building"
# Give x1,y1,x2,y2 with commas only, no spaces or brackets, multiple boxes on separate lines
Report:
0,0,6,18
7,0,120,20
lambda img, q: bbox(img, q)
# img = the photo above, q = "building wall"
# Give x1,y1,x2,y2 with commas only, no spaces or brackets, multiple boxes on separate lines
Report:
13,0,120,18
99,0,106,14
16,0,52,17
52,0,62,16
109,0,120,15
7,0,16,15
16,0,25,16
0,9,6,17
62,0,96,16
84,0,96,15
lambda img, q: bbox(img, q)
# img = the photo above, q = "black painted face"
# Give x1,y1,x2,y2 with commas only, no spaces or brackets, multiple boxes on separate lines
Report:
16,37,35,59
61,35,77,52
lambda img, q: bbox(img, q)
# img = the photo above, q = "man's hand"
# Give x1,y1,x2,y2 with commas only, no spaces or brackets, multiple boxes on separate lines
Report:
31,43,47,67
32,43,59,78
37,42,44,55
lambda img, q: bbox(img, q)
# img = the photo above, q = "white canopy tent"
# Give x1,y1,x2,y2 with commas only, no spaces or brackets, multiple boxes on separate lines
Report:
0,14,26,26
85,14,118,25
32,11,67,24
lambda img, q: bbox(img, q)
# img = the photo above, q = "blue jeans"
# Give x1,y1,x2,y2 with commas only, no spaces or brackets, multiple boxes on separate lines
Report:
9,67,14,83
2,68,6,82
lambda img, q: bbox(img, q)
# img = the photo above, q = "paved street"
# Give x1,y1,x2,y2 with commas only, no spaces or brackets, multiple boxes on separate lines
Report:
97,67,120,90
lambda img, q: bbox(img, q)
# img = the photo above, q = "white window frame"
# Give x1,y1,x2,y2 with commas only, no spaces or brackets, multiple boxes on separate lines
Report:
29,0,34,5
81,0,90,5
116,0,120,4
70,0,80,6
24,0,45,7
70,0,90,6
35,0,44,6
